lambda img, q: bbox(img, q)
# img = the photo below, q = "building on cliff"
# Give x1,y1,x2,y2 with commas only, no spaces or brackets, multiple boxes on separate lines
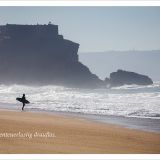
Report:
0,23,104,88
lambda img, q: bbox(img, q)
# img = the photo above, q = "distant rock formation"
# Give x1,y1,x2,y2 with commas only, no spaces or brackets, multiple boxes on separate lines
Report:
105,69,153,87
0,23,104,88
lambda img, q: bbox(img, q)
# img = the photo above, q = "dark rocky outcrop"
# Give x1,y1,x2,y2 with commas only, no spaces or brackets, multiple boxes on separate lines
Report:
106,69,153,87
0,23,104,88
104,77,110,85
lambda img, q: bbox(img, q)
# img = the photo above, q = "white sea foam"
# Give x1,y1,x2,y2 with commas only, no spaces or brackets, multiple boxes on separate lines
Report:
0,82,160,119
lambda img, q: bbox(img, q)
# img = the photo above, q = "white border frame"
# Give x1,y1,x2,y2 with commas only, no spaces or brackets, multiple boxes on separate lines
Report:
0,1,159,6
0,154,160,159
0,1,160,159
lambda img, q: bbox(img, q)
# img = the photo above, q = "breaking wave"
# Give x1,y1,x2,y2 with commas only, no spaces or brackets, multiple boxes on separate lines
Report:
0,82,160,119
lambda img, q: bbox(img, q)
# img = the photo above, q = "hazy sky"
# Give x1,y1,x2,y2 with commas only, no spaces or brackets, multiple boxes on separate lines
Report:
0,7,160,52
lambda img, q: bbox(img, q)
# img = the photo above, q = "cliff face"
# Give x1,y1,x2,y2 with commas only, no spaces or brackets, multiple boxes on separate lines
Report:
108,69,153,87
0,23,104,88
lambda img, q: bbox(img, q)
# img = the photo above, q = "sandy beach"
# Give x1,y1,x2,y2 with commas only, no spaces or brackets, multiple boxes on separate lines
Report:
0,109,160,154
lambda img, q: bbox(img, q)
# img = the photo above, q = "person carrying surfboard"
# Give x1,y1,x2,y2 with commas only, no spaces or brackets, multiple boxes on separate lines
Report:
16,94,30,111
21,94,26,110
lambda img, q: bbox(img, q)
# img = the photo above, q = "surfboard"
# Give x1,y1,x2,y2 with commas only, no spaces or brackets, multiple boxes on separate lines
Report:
16,97,30,104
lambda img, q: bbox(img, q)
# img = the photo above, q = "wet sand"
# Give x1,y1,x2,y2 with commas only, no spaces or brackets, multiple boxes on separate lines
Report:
0,109,160,153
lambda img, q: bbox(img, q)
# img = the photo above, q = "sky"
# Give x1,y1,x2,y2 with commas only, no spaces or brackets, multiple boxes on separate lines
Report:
0,7,160,52
79,51,160,81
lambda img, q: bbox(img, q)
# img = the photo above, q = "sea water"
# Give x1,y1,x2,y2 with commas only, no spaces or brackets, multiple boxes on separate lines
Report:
0,81,160,120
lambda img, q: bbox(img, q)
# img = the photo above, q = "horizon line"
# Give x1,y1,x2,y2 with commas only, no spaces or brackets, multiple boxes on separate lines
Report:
79,49,160,53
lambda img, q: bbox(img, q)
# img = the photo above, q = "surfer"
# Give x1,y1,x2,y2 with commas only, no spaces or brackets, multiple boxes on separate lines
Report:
21,94,26,111
16,94,30,111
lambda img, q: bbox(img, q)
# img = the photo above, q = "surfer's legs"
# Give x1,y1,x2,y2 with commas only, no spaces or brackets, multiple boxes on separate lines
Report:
22,103,25,111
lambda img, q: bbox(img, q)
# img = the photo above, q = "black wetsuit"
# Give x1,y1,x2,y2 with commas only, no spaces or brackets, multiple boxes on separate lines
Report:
21,95,26,111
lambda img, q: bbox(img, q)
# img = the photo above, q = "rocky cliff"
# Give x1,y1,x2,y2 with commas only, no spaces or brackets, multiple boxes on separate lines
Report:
0,23,104,88
105,69,153,87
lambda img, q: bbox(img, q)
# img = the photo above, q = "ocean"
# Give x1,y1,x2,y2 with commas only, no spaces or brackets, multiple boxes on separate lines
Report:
0,82,160,132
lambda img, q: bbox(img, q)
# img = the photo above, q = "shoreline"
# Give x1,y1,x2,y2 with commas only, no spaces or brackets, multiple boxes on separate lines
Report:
1,106,160,133
0,109,160,153
47,110,160,133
